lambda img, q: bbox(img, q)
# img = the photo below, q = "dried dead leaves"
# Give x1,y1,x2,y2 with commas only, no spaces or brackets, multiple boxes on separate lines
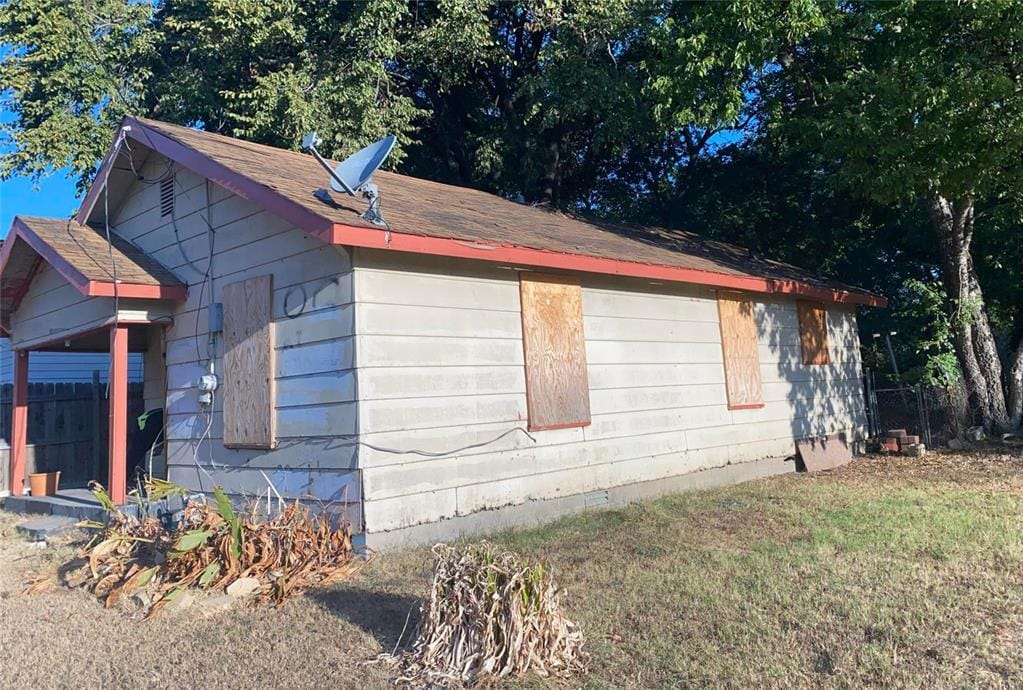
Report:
387,541,588,686
66,484,365,617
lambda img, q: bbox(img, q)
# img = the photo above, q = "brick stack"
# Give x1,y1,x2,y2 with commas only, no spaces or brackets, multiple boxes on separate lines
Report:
879,429,925,456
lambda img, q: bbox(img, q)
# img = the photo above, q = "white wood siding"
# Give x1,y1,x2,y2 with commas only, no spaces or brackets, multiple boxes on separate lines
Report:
353,250,867,533
111,155,358,507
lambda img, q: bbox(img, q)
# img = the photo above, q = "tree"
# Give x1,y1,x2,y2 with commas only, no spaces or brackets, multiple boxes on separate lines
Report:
0,0,155,192
3,0,1021,430
648,0,1023,432
1,0,420,185
397,1,706,209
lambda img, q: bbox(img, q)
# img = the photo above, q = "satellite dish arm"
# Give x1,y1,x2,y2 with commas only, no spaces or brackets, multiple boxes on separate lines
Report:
305,142,357,196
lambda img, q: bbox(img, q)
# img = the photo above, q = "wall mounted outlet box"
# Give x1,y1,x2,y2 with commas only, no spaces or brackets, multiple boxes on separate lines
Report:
208,302,224,334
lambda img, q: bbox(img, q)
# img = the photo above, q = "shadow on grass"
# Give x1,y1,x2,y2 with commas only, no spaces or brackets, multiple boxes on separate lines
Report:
309,587,420,650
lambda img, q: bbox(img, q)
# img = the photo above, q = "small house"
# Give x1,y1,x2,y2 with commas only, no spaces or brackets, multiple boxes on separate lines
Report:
0,119,884,547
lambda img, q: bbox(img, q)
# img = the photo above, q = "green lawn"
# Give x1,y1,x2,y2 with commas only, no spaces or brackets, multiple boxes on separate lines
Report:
1,448,1021,689
369,449,1023,688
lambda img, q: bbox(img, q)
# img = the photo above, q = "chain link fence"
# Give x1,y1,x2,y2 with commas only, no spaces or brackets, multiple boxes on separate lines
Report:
864,370,972,447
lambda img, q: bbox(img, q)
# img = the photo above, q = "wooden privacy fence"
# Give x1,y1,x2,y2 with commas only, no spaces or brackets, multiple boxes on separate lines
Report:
0,373,145,490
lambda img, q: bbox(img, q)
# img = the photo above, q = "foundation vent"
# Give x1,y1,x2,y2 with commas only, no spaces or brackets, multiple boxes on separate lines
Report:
159,176,175,217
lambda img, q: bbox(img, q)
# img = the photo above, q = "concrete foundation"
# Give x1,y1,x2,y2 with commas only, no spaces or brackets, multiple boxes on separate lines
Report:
363,454,796,551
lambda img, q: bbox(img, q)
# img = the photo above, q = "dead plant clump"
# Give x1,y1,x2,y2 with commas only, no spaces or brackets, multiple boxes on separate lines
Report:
389,541,588,686
64,481,364,617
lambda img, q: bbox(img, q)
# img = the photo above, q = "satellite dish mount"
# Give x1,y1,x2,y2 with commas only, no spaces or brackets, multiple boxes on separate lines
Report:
300,132,396,227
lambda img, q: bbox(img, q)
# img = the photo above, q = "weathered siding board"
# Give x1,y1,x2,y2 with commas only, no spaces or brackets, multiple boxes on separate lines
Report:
354,249,868,534
276,371,356,408
357,365,525,401
141,327,166,412
110,153,359,504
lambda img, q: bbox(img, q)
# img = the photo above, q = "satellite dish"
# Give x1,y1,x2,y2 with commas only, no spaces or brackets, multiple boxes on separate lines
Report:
300,132,396,226
331,136,396,194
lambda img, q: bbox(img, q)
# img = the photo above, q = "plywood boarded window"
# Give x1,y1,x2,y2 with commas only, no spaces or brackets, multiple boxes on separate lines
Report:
223,274,276,448
797,301,830,365
717,292,763,410
519,273,590,431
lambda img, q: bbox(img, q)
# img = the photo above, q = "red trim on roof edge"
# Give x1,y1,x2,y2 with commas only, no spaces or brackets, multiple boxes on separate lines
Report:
77,118,334,239
1,217,187,312
330,223,888,307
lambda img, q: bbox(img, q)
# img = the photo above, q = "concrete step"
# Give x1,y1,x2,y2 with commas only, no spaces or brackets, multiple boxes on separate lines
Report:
4,494,110,523
16,515,79,541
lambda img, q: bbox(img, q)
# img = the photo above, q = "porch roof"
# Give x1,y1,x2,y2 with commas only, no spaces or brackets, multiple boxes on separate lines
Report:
0,215,187,326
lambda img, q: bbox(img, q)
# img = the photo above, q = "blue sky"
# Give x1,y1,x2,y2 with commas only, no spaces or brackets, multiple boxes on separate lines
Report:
0,109,80,239
0,168,79,239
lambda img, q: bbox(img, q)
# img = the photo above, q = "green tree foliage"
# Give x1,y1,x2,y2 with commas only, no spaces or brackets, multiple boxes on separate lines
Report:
1,0,420,184
399,0,664,205
1,0,155,191
648,0,1023,430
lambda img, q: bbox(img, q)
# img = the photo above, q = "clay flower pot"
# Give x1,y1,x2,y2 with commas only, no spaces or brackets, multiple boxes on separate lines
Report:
28,471,61,497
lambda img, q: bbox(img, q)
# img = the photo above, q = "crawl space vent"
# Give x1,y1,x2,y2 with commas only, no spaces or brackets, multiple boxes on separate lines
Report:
159,176,175,217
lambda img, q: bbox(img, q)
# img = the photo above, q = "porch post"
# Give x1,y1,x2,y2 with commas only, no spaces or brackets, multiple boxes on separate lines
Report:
108,325,129,505
9,350,28,496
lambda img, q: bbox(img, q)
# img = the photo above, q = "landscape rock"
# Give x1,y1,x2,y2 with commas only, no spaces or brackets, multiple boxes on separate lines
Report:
226,577,261,598
947,438,966,451
966,426,985,441
198,593,235,614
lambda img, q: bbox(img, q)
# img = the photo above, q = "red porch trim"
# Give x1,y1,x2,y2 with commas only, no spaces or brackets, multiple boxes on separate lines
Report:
108,325,129,505
330,223,889,308
77,118,334,239
85,281,187,300
9,351,29,496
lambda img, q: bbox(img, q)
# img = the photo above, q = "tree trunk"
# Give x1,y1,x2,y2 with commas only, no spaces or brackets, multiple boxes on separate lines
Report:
539,121,563,206
1009,336,1023,430
926,193,1012,433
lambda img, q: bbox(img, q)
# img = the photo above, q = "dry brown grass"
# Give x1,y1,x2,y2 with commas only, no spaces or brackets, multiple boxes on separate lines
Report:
1,447,1021,689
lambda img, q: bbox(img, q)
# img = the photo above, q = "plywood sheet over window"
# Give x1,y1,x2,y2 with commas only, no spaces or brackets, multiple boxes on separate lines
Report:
717,292,763,410
797,301,831,365
223,274,276,448
519,273,590,431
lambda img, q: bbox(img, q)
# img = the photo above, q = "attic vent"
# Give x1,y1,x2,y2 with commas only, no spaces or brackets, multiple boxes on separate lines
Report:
159,176,175,217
